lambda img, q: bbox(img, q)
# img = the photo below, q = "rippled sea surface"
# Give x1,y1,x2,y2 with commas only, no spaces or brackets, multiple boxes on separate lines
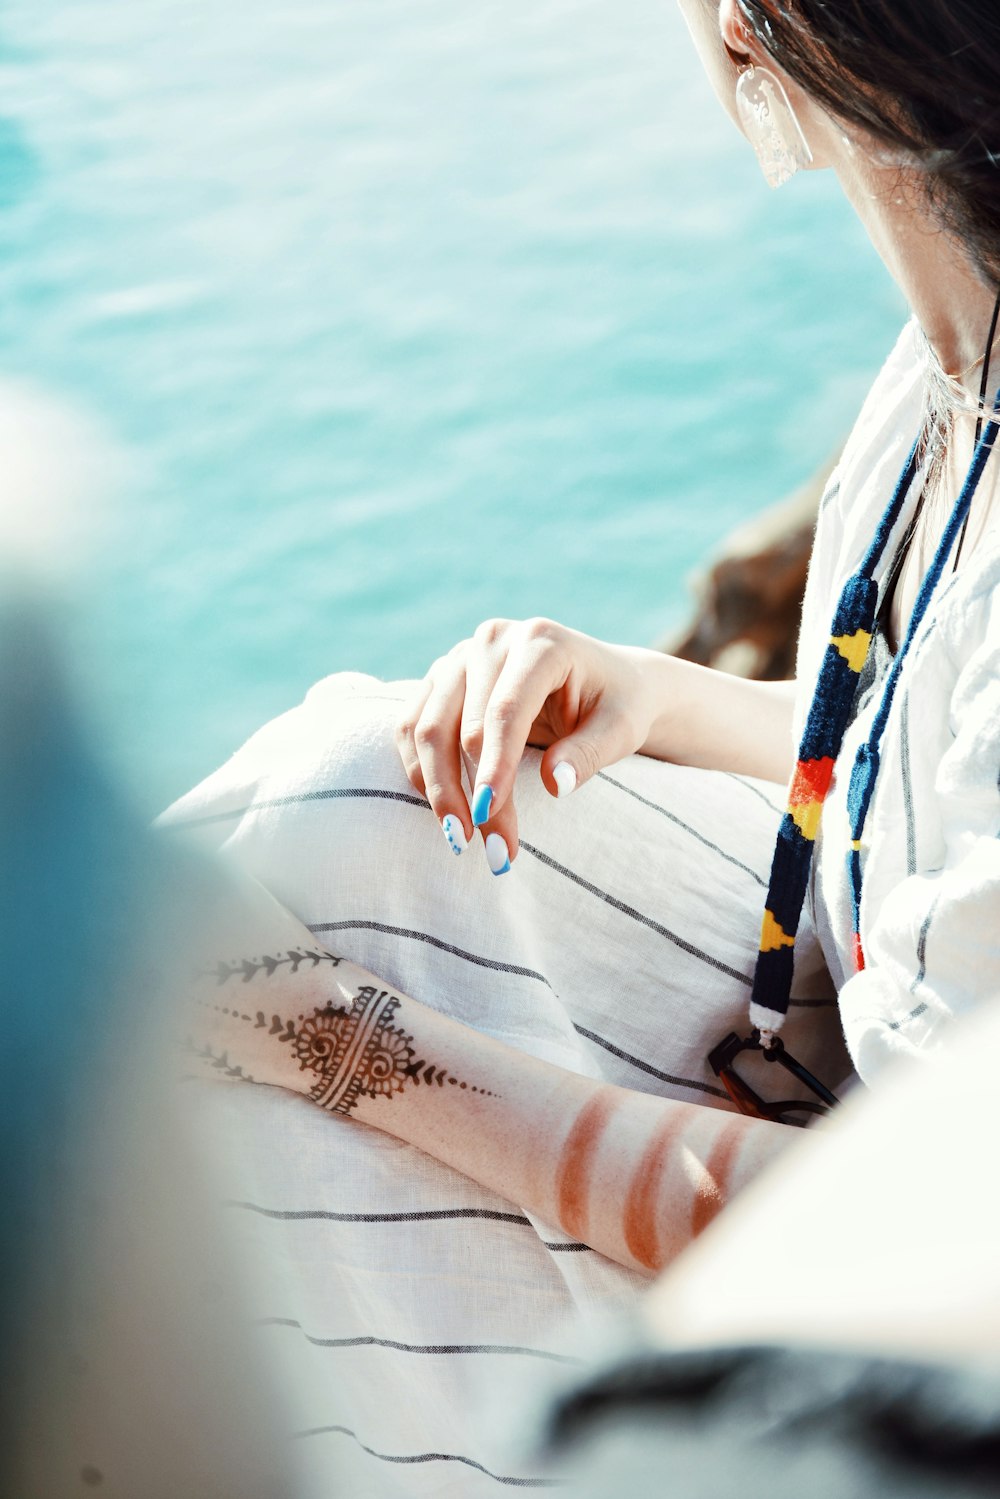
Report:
0,0,904,808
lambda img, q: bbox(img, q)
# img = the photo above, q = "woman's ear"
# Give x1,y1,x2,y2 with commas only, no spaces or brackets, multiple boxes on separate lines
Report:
719,0,752,61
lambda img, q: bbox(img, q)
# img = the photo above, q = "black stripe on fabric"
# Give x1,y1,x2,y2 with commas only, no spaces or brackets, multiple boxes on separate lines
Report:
852,1001,929,1033
888,1002,928,1031
307,916,837,1014
572,1023,730,1101
176,787,814,1070
172,780,771,999
230,1199,528,1224
293,1425,564,1487
899,692,918,877
721,772,784,814
597,772,766,887
307,920,556,991
227,1200,592,1251
173,777,809,1031
261,1317,580,1364
164,785,427,830
845,891,941,1031
902,606,942,679
912,892,942,992
519,840,751,986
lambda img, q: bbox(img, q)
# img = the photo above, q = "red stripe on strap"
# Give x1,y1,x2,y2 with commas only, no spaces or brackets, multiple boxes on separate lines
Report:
788,756,835,806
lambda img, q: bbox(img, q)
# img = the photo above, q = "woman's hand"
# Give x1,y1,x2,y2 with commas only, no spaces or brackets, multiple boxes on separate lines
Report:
395,618,663,870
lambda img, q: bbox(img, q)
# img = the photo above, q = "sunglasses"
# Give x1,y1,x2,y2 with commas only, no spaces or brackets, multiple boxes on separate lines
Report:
708,1029,839,1128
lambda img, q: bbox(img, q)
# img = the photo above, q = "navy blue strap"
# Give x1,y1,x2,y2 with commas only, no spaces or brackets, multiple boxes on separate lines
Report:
749,387,1000,1031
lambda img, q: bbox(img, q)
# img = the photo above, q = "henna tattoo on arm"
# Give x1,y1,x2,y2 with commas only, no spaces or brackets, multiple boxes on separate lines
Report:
191,948,495,1116
180,1037,256,1082
204,946,344,985
622,1110,689,1271
555,1089,620,1242
690,1119,748,1239
553,1090,755,1271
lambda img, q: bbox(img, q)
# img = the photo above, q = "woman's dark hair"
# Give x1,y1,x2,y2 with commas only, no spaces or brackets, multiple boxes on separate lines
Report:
737,0,1000,286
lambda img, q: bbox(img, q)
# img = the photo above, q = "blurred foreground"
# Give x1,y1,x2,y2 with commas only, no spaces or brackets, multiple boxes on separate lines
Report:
0,594,298,1495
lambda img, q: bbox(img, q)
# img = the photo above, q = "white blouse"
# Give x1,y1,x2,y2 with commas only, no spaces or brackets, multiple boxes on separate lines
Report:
797,319,1000,1082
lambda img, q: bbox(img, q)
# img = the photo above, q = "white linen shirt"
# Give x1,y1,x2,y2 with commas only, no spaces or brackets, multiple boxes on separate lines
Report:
798,319,1000,1081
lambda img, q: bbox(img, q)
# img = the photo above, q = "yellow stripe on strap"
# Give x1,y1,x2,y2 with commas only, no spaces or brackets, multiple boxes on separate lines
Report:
830,629,872,674
789,798,823,842
760,909,795,953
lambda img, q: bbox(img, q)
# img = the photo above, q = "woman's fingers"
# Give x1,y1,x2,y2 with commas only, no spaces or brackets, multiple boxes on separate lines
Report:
476,795,520,875
539,695,637,798
399,618,633,875
410,658,476,853
471,619,641,814
396,666,472,858
470,620,569,853
394,678,432,796
458,617,511,770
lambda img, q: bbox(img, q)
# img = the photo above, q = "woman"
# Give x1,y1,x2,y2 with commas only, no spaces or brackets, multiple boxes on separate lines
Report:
169,0,1000,1488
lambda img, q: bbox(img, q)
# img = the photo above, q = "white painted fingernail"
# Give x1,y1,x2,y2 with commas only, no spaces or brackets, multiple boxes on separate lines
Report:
485,832,511,876
441,815,468,856
552,761,577,798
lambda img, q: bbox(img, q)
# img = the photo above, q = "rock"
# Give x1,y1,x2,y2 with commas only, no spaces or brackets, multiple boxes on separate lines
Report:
659,452,839,681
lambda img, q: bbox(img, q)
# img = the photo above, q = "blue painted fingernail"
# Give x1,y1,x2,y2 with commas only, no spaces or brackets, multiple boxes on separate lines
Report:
471,783,494,827
485,832,510,876
441,815,468,856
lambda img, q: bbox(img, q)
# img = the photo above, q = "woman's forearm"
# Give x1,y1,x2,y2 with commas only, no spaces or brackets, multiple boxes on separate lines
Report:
187,882,795,1274
635,648,797,784
342,995,793,1273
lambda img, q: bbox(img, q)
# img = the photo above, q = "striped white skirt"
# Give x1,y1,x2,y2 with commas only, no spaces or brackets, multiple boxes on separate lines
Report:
163,671,849,1497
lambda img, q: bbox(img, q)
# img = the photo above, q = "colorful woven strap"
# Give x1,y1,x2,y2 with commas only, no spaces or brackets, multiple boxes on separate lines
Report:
749,394,1000,1035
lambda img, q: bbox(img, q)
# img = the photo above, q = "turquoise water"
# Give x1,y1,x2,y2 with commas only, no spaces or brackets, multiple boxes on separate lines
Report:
0,0,904,810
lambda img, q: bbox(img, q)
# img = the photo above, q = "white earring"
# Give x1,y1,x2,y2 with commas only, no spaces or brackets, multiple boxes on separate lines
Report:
735,64,813,189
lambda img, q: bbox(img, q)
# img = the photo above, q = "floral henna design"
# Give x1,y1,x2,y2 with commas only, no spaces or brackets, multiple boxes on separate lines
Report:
195,972,496,1115
293,988,409,1113
290,986,497,1113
